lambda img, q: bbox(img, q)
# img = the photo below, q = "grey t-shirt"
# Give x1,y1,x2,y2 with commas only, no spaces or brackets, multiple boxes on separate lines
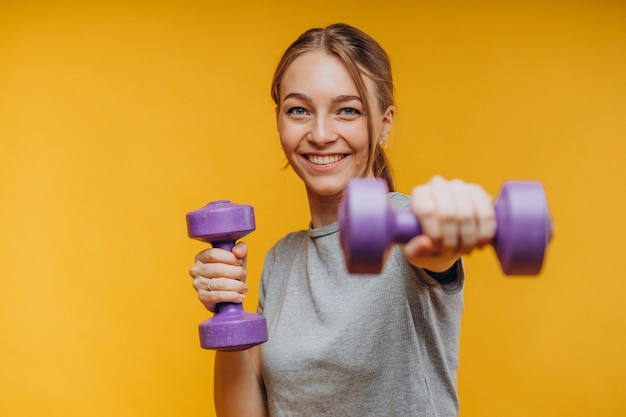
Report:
258,192,464,417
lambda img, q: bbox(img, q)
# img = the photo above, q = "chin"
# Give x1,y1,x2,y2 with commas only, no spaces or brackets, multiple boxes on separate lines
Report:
305,178,350,198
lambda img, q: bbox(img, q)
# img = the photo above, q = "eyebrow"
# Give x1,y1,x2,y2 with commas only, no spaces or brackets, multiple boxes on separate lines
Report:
283,93,363,104
333,95,363,104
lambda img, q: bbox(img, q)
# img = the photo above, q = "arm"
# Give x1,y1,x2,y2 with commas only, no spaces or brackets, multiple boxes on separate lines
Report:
402,176,497,273
215,346,268,417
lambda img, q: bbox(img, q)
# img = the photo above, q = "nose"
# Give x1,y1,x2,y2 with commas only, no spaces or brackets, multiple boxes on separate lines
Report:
308,116,337,145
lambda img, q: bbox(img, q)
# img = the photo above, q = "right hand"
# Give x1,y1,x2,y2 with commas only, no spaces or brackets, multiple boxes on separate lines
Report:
189,242,249,313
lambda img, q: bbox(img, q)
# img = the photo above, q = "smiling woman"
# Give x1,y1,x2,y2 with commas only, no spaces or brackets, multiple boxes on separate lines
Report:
271,24,397,194
188,23,498,417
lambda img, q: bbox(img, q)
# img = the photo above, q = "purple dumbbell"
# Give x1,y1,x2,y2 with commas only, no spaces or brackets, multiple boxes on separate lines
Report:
186,200,268,351
339,178,553,275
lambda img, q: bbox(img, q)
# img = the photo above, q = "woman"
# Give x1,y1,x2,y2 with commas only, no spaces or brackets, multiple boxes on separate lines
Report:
190,23,495,417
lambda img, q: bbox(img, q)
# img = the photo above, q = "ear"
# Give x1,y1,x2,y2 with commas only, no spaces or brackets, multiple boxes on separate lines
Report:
380,105,395,138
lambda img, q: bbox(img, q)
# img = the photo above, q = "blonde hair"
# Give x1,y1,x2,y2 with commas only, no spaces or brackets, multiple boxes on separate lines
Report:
271,23,396,191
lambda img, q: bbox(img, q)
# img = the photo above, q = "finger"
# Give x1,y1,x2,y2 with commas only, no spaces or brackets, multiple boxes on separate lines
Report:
231,242,248,264
194,277,248,294
232,242,248,278
198,288,246,313
450,179,478,253
195,247,242,266
190,260,246,281
411,182,441,244
468,183,496,247
428,177,458,252
402,234,437,259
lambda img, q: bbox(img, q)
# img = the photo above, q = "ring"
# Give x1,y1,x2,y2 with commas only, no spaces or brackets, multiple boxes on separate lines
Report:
207,279,213,291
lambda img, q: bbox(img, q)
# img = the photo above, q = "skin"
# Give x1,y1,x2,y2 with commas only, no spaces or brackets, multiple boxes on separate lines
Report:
275,51,393,228
188,51,496,417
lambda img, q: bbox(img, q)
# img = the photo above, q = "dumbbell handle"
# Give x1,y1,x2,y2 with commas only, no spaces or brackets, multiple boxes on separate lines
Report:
213,242,235,251
391,211,423,244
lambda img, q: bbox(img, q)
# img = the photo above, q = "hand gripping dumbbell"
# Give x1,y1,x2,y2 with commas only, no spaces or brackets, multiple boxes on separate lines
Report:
186,200,268,351
339,178,553,275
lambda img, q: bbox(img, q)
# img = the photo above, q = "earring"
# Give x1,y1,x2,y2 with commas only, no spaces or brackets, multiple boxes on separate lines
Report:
379,136,387,150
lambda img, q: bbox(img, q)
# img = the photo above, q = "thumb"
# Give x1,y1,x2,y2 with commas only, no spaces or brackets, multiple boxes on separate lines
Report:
402,235,435,260
232,241,248,266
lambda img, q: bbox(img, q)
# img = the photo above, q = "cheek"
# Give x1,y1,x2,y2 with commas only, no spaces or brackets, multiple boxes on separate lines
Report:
350,129,372,171
278,121,305,151
354,147,369,170
278,128,295,152
278,130,301,166
352,129,371,156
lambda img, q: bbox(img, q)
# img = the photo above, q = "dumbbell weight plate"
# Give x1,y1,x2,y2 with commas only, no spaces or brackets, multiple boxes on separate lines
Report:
339,179,391,274
494,181,552,275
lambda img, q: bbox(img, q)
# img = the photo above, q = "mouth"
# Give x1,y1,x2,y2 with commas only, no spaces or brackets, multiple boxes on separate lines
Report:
305,154,347,166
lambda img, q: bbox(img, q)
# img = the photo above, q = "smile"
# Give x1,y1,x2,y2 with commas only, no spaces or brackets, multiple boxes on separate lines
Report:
306,154,346,165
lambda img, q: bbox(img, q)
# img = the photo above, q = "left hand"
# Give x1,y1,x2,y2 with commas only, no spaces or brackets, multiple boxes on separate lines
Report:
402,175,496,272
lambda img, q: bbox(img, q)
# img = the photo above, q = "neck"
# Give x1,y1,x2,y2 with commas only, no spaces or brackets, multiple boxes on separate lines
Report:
306,187,344,229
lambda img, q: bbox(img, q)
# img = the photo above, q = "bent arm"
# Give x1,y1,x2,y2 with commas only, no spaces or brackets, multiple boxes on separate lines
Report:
214,345,268,417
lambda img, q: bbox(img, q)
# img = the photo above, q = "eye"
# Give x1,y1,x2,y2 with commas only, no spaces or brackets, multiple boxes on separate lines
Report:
339,108,362,117
286,107,309,116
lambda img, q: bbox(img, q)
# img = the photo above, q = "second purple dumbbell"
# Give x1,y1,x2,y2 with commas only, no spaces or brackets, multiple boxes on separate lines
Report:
339,178,553,275
186,200,268,351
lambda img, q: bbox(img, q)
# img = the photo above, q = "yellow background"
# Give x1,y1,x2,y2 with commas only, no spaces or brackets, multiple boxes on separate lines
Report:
1,1,625,416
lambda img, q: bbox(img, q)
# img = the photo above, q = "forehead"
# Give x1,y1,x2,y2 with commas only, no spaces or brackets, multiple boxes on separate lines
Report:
280,51,376,101
281,51,355,92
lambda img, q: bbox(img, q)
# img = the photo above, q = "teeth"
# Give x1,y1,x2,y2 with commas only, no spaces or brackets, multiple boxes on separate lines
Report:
308,154,344,165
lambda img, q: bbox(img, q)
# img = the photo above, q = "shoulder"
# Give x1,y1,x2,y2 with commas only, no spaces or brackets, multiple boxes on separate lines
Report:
264,229,308,264
272,229,308,249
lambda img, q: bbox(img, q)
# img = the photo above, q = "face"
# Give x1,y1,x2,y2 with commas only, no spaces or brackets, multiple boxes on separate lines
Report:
276,51,393,200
